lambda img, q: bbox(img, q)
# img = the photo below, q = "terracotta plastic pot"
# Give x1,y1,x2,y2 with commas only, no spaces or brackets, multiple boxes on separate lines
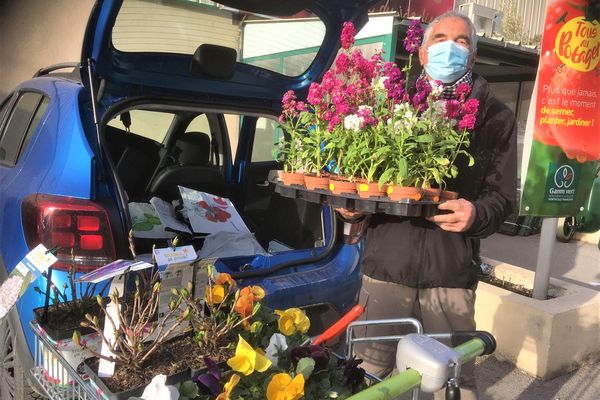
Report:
280,171,305,187
328,176,357,195
422,188,442,202
386,186,423,201
356,181,386,199
304,174,330,191
441,190,459,201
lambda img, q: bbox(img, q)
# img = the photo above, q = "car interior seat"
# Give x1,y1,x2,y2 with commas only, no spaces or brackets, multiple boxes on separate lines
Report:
148,131,226,200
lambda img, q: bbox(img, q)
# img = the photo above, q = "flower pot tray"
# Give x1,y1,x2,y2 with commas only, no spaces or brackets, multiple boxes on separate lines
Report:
274,182,440,217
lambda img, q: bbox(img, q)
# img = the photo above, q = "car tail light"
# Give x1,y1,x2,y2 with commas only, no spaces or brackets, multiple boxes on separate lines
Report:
22,194,116,272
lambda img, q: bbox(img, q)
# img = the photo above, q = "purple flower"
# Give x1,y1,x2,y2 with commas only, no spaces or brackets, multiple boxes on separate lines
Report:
404,19,424,54
193,357,222,396
341,21,356,49
338,356,366,393
382,62,405,101
291,345,330,371
458,113,477,130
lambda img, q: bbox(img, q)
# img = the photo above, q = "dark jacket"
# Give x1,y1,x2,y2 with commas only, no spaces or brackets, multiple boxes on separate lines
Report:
361,74,517,288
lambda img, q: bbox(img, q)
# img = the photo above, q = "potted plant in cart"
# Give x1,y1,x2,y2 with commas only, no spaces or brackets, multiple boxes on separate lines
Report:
73,271,191,399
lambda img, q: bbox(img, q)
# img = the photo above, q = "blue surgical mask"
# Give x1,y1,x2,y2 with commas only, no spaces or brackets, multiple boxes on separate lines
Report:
425,40,470,84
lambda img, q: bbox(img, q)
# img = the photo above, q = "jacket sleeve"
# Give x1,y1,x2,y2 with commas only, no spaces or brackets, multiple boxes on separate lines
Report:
466,108,518,239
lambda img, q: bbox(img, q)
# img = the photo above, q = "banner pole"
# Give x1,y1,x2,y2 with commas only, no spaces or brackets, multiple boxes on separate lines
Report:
532,218,558,300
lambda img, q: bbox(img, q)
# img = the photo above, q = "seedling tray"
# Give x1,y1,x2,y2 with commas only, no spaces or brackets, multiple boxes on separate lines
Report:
274,182,440,217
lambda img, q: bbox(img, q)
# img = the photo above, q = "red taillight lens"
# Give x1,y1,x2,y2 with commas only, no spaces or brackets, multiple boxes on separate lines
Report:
22,194,116,272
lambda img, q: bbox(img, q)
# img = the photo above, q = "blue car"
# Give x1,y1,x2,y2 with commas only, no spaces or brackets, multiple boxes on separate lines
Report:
0,0,377,397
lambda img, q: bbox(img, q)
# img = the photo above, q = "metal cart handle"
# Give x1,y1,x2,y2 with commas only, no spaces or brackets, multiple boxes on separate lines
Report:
346,333,495,400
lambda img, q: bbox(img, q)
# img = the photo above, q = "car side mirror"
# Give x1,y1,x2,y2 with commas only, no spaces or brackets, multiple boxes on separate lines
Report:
190,44,237,80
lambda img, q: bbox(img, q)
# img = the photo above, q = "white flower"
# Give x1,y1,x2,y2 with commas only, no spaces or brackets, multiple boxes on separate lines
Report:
265,333,288,368
430,80,443,97
374,76,388,91
344,114,363,132
141,375,178,400
432,100,446,117
358,105,373,112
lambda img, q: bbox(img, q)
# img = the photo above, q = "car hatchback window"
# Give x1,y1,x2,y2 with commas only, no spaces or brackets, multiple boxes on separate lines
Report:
107,110,175,144
0,92,44,166
112,0,326,77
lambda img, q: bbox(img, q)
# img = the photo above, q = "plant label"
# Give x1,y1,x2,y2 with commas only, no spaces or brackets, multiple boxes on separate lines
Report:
0,244,57,321
153,245,196,267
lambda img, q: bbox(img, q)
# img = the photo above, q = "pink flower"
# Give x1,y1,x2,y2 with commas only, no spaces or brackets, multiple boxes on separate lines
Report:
307,82,325,106
458,113,477,130
461,98,479,115
445,100,461,119
336,53,351,74
456,83,472,100
296,101,307,112
341,21,356,49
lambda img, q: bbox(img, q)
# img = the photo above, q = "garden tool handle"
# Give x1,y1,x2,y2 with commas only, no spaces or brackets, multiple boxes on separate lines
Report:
313,304,364,346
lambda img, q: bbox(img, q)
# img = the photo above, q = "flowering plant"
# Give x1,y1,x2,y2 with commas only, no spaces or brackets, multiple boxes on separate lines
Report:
279,20,478,190
176,273,367,399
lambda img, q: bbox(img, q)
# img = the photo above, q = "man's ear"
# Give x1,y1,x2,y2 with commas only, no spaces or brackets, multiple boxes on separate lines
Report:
419,46,427,67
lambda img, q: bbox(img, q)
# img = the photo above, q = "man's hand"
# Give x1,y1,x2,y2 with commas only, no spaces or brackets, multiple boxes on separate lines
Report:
335,208,365,221
426,199,476,232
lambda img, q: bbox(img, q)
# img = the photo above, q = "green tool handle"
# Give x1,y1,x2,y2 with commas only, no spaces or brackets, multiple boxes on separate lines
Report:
347,338,488,400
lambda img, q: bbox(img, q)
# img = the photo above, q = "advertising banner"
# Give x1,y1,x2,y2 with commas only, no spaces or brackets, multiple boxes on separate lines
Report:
520,0,600,216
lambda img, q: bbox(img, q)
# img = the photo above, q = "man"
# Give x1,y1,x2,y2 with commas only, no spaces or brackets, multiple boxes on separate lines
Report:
338,11,517,399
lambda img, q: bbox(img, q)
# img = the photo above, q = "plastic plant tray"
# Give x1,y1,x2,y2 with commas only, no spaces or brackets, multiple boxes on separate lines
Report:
274,182,440,217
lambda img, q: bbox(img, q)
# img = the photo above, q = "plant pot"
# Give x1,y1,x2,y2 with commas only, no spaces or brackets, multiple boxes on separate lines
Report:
84,358,191,400
328,176,357,195
280,171,305,187
356,181,386,199
441,190,459,201
422,188,442,202
304,173,330,191
386,186,423,202
33,306,98,341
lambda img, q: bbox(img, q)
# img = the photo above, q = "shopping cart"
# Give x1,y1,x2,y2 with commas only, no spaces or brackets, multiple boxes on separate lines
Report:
28,307,495,400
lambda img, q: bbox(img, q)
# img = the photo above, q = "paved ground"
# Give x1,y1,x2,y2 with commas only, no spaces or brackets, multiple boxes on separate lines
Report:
469,232,600,400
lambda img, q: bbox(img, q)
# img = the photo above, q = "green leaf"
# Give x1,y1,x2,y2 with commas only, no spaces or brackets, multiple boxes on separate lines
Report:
179,380,199,397
378,168,395,187
296,357,316,379
415,134,434,143
468,155,475,167
434,157,450,166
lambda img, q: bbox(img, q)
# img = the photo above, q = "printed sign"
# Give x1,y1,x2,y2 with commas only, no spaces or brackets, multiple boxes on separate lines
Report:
179,186,250,234
0,244,57,321
153,245,196,267
520,0,599,216
76,259,154,283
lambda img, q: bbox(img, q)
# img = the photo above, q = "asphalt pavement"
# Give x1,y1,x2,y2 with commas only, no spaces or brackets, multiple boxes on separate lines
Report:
468,232,600,400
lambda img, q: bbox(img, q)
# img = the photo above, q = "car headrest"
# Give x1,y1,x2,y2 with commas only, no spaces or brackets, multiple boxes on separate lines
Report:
190,44,237,80
175,132,211,166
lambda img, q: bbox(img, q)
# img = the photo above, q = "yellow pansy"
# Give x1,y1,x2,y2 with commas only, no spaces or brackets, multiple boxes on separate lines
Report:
205,284,226,305
216,374,240,400
275,308,311,336
266,373,305,400
227,335,272,376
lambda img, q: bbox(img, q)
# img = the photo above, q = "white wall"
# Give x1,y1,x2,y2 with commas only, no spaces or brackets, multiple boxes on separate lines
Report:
0,0,95,100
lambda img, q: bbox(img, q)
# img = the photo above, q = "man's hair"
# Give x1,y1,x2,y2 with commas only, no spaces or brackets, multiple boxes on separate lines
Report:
422,11,478,52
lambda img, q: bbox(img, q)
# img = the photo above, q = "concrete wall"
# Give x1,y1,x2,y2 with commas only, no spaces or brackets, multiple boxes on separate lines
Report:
0,0,94,100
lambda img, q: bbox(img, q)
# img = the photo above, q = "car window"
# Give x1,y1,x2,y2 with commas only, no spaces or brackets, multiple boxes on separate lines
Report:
111,0,326,77
0,94,16,132
107,110,175,144
185,114,212,138
0,92,43,166
252,117,282,162
19,97,50,161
